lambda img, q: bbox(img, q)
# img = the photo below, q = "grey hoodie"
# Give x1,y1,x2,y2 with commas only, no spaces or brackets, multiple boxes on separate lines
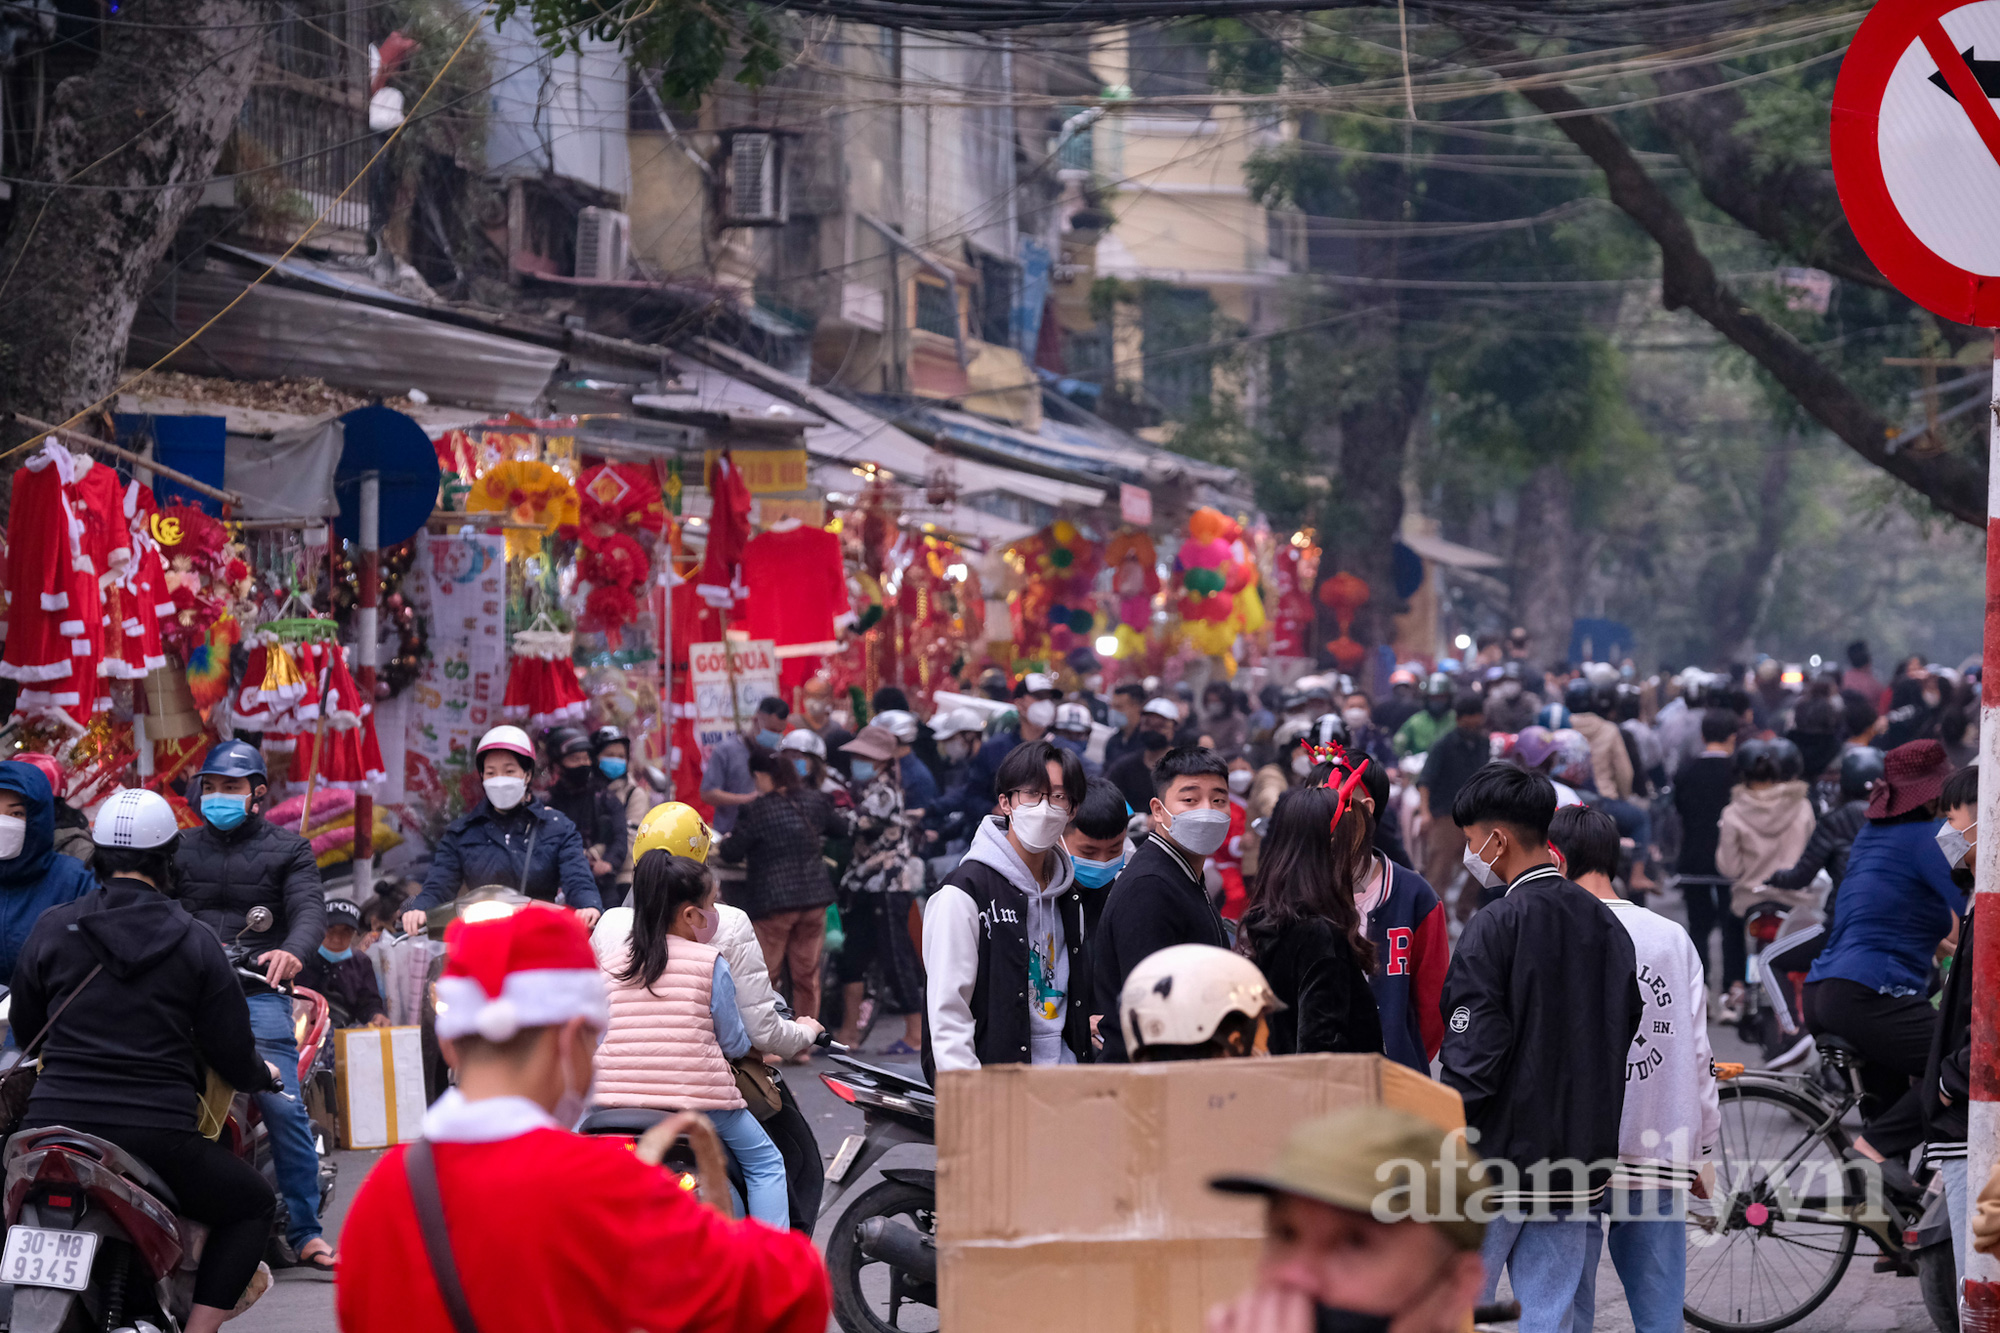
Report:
922,814,1078,1069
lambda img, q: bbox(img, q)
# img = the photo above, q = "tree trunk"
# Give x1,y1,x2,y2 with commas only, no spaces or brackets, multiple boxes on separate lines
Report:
1314,366,1423,682
1708,437,1796,660
0,0,267,441
1510,462,1577,668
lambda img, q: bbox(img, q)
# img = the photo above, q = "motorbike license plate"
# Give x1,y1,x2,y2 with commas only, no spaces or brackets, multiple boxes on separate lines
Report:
1,1225,97,1291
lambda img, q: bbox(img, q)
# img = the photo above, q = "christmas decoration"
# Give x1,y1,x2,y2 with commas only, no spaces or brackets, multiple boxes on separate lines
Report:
577,464,667,538
1174,507,1261,659
502,629,588,728
1104,529,1159,660
574,531,651,646
1004,519,1102,658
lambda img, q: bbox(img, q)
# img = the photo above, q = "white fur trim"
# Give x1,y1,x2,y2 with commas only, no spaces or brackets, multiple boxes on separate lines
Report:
0,660,72,683
433,968,608,1042
421,1090,558,1144
56,620,83,637
39,593,67,612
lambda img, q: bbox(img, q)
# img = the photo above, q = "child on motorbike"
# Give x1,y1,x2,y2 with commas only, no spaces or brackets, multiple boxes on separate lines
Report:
592,852,790,1228
298,897,388,1028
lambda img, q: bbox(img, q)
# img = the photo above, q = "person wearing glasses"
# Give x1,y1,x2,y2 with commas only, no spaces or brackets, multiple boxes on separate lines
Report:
921,739,1091,1080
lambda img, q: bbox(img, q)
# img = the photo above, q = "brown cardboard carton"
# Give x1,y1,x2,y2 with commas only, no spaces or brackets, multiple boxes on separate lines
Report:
936,1054,1463,1331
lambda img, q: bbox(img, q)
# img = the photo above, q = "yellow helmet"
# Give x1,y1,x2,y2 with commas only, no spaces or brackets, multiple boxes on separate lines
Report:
633,802,714,863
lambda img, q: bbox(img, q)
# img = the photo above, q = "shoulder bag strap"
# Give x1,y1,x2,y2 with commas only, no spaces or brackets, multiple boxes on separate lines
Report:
404,1138,483,1333
519,819,539,898
18,963,105,1062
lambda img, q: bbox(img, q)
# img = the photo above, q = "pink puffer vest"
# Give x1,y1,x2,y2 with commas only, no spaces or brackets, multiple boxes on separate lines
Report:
593,937,744,1111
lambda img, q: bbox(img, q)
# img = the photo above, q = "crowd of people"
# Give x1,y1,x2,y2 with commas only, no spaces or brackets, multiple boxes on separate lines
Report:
0,625,1987,1332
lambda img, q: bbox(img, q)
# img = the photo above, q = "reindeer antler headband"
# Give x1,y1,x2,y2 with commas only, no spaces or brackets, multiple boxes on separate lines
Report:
1304,738,1371,834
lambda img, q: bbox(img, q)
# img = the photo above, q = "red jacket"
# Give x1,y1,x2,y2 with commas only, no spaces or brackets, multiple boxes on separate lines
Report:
337,1125,829,1333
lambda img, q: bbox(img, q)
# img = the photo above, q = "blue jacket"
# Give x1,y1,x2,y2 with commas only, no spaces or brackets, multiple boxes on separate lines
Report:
899,753,941,812
0,763,97,984
411,797,601,913
1807,819,1961,997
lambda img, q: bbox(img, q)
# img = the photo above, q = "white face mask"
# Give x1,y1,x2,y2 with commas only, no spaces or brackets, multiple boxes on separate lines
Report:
1344,707,1371,731
1292,754,1314,778
1008,798,1069,853
1227,769,1254,795
1161,806,1230,856
552,1024,596,1130
0,815,26,861
1462,831,1505,891
484,775,529,811
1025,700,1057,729
1937,820,1976,871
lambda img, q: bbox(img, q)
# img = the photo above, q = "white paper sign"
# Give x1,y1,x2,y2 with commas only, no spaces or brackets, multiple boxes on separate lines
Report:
689,640,779,754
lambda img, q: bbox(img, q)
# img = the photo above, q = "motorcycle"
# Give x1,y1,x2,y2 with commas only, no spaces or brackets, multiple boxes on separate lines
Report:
575,1107,749,1215
0,952,334,1331
817,1047,936,1333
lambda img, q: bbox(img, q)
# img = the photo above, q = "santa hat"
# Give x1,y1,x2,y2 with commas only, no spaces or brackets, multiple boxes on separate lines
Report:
433,903,609,1043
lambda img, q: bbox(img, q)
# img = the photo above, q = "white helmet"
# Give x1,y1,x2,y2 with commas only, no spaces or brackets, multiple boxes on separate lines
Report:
778,729,827,759
873,709,919,743
1054,702,1093,734
93,788,181,850
1120,944,1284,1057
930,708,986,741
476,724,537,766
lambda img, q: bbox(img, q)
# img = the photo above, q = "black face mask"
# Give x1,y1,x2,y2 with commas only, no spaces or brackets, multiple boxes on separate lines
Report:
1426,700,1451,717
557,765,591,791
1144,731,1172,751
1316,1305,1392,1333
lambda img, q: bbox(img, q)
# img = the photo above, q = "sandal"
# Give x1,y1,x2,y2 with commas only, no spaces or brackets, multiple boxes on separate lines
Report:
294,1244,338,1275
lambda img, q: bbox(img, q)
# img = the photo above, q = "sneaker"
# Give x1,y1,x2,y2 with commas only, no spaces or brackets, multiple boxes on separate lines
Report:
882,1040,920,1057
1719,982,1747,1024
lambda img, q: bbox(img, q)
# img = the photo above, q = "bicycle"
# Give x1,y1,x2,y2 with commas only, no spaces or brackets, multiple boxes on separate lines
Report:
1682,1039,1927,1333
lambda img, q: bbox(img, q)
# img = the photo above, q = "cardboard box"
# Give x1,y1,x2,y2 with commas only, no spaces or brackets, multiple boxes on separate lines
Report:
333,1025,428,1150
937,1054,1462,1332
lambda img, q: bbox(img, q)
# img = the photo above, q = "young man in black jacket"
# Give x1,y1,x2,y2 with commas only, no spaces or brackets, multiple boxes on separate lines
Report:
921,740,1090,1081
1439,763,1642,1333
1090,746,1232,1062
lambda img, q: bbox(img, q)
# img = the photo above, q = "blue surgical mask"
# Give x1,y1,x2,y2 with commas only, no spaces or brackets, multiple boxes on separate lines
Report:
317,945,354,964
597,757,627,779
850,759,878,783
1072,854,1125,889
756,728,785,750
201,793,250,831
793,757,813,778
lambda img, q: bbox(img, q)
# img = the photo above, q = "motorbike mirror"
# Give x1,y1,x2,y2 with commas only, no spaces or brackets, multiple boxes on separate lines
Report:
244,906,275,933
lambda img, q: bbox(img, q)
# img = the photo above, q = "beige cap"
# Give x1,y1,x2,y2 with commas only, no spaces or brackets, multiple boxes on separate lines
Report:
840,725,900,762
1211,1106,1487,1252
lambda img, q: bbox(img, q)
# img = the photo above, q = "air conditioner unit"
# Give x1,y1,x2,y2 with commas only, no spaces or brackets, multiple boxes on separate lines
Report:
575,207,631,280
721,131,787,227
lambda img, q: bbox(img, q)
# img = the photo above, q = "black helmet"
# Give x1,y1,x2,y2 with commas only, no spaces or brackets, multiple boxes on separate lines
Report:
1564,678,1596,716
589,725,628,755
1734,739,1775,781
196,739,267,783
1839,746,1886,801
1769,737,1804,783
547,727,592,761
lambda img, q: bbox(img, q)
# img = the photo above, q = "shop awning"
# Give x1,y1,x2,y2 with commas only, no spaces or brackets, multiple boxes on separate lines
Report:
682,344,1105,511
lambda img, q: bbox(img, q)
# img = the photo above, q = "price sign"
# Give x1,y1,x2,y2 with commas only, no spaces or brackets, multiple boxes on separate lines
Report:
689,640,780,754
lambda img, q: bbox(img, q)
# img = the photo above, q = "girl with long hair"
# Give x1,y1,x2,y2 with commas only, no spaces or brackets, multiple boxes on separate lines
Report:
592,853,790,1228
1237,783,1384,1055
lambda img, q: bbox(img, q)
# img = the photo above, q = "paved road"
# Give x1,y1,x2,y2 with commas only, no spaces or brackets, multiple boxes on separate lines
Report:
239,884,1939,1333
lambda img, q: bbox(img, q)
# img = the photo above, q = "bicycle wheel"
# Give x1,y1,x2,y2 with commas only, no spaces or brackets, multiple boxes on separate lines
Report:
1683,1082,1858,1333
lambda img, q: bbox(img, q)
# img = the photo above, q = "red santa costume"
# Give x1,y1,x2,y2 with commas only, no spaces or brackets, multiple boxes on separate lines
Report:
694,452,752,609
1215,789,1249,921
0,443,102,722
739,520,851,695
337,906,829,1333
104,480,172,678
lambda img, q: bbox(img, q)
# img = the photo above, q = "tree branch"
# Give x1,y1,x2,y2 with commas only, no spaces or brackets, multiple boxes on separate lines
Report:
1646,62,1891,293
1515,81,1986,527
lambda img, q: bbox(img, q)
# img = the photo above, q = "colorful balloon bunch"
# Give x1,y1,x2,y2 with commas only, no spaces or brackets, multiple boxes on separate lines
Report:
1174,508,1265,660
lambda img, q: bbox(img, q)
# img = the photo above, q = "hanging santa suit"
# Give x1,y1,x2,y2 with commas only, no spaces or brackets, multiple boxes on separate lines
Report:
669,575,720,823
739,522,851,695
316,643,386,789
0,443,98,722
694,452,752,609
233,635,317,744
69,456,133,692
501,631,588,730
106,480,172,678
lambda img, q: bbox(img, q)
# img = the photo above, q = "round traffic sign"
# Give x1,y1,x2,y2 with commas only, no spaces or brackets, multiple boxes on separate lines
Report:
1833,0,2000,323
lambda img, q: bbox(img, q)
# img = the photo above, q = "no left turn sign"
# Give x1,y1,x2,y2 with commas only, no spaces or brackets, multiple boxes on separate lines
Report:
1833,0,2000,323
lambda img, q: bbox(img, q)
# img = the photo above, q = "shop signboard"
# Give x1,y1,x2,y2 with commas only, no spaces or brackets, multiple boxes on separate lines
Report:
689,639,780,754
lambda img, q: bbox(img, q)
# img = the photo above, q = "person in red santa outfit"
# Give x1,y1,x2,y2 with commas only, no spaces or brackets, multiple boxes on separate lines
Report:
336,903,830,1333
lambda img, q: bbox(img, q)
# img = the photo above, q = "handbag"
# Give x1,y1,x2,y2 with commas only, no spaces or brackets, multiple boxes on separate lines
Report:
731,1053,784,1121
0,963,105,1137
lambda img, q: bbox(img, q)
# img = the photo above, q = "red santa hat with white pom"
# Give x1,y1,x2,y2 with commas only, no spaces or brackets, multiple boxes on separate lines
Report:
433,903,609,1043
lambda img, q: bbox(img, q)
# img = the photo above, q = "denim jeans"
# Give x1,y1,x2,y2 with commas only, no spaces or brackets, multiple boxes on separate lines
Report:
1481,1214,1603,1333
1602,1188,1684,1333
246,990,323,1249
707,1106,789,1229
1943,1157,1969,1279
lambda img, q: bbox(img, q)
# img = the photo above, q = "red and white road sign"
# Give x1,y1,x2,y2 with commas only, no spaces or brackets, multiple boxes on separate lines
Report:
1833,0,2000,323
